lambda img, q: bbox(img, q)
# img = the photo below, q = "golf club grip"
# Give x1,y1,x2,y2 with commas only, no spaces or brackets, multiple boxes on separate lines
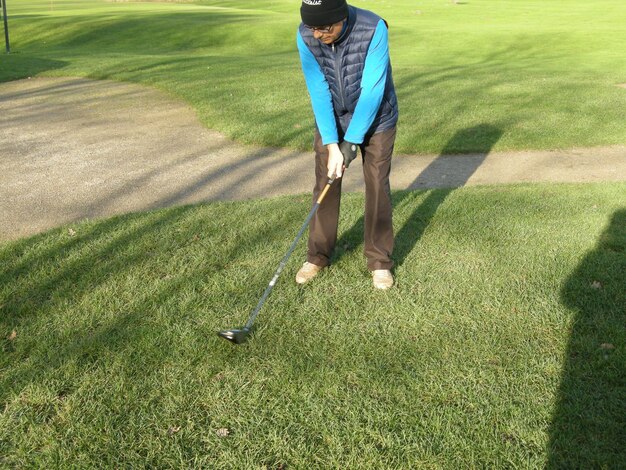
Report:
316,181,333,204
244,180,335,329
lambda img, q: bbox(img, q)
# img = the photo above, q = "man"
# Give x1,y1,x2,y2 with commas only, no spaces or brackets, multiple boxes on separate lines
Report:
296,0,399,289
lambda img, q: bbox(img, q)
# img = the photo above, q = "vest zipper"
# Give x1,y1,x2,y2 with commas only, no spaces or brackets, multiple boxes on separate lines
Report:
333,43,347,113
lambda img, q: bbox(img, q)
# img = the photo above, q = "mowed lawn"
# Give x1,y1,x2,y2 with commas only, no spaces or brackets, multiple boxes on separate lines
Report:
1,0,625,468
1,183,625,467
1,0,625,153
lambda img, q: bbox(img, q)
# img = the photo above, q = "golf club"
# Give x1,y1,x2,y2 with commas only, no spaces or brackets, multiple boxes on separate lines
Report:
218,176,336,344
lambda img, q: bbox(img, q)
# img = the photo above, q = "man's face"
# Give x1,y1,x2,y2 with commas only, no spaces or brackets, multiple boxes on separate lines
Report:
307,20,346,45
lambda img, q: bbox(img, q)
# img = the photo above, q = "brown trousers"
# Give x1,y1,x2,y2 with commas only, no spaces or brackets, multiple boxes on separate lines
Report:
308,127,396,271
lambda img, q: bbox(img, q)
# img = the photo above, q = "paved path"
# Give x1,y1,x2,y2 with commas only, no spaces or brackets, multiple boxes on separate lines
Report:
1,77,625,241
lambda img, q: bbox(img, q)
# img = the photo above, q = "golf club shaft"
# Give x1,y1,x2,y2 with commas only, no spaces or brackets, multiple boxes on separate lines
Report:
244,177,335,329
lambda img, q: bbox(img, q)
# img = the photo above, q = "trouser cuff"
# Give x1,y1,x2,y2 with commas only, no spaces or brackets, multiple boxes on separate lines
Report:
368,261,394,271
307,255,330,268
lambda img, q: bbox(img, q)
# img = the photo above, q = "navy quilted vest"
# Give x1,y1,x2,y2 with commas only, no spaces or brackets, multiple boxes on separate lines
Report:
299,6,398,136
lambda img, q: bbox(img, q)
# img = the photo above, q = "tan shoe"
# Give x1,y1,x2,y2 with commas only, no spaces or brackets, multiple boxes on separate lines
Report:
295,262,323,284
372,269,393,290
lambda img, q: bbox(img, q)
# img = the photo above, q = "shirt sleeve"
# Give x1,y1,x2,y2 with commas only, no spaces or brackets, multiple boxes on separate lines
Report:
343,20,389,144
297,30,339,145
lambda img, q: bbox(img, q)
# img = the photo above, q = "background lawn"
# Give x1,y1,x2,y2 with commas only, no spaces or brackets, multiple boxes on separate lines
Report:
1,1,625,467
1,182,625,467
1,0,626,153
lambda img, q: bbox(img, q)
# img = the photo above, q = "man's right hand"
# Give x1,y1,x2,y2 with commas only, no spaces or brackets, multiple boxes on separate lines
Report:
326,143,345,179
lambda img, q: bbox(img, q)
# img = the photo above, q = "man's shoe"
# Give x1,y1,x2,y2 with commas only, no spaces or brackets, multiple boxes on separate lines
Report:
296,262,323,284
372,269,393,290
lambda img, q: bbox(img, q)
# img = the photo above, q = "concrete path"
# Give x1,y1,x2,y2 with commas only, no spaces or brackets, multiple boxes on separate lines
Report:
1,77,625,241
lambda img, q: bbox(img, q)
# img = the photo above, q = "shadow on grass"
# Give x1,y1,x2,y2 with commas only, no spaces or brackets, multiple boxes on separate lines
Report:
334,124,502,269
548,209,626,468
13,10,257,53
0,55,66,82
0,200,304,402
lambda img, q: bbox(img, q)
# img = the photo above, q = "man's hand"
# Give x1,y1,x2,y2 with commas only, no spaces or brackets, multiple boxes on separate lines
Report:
326,143,345,179
339,141,358,168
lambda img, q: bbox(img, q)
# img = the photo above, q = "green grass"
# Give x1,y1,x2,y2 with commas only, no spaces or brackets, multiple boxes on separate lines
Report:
1,0,626,153
1,1,625,466
1,182,624,467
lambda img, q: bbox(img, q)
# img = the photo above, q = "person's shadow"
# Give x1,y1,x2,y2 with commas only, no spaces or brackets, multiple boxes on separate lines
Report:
547,209,626,468
334,124,503,269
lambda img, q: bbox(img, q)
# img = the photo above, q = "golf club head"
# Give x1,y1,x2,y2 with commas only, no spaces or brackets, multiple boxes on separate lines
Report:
217,327,251,345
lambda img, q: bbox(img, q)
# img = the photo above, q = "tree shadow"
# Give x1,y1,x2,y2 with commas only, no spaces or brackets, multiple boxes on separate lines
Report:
0,56,66,82
0,199,305,405
334,124,503,269
547,209,626,468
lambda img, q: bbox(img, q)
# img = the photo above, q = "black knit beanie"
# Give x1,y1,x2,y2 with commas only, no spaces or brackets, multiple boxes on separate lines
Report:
300,0,348,27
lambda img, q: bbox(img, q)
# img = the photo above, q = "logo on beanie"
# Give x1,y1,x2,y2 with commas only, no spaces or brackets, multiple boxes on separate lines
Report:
303,0,322,5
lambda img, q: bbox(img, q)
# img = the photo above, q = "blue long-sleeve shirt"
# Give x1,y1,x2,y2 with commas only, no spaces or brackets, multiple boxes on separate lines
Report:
297,19,390,145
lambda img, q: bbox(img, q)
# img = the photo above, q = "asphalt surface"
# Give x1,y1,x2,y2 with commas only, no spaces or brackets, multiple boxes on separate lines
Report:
1,77,625,241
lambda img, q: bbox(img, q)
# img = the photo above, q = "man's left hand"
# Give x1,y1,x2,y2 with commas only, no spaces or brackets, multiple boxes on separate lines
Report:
339,141,358,168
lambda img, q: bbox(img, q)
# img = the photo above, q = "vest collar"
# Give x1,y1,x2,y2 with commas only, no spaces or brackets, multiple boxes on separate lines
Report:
333,6,356,46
